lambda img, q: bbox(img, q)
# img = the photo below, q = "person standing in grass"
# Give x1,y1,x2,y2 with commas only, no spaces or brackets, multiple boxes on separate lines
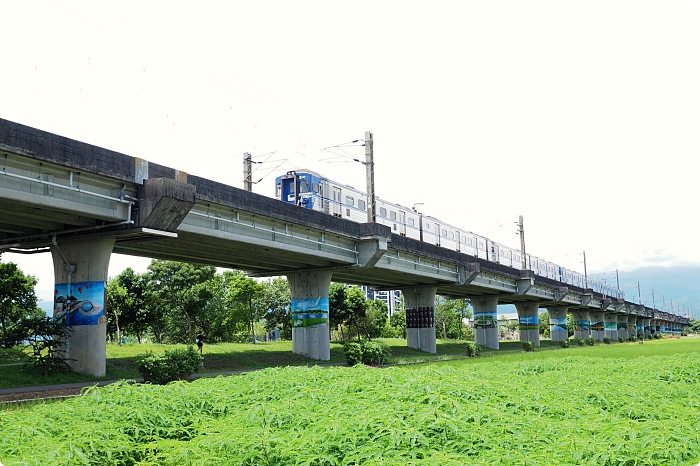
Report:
196,333,204,354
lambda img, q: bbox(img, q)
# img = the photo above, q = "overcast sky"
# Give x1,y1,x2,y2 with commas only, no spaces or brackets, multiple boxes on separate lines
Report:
2,0,699,302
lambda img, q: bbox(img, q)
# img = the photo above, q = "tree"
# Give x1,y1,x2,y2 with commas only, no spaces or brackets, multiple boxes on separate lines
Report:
434,297,466,339
389,309,406,339
106,279,130,345
113,268,157,343
364,299,388,339
147,260,217,344
345,286,368,342
259,277,292,340
329,283,351,340
223,271,265,343
539,311,550,337
0,261,39,348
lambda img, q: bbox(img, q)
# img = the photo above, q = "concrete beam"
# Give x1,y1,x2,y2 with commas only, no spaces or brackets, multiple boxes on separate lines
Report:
517,270,534,295
138,177,196,232
555,287,569,302
357,237,388,267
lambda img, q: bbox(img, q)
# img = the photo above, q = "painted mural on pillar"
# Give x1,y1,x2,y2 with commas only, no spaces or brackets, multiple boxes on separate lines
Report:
616,322,627,331
518,315,538,331
291,298,329,328
473,311,496,329
604,321,617,331
574,320,589,332
590,320,604,332
53,281,106,326
406,307,435,328
550,317,567,331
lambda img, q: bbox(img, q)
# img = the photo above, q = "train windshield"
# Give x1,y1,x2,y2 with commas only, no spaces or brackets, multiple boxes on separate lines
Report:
298,179,310,193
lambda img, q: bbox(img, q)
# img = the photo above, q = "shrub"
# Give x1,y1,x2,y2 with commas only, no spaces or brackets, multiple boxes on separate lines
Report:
603,337,612,345
522,341,534,352
618,336,625,343
654,333,662,339
343,342,363,366
585,337,595,346
466,341,482,357
559,339,569,349
629,335,637,342
361,341,391,366
137,346,203,385
575,338,584,347
22,316,73,375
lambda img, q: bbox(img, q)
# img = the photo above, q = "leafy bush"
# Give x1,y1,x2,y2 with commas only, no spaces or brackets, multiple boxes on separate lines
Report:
136,346,203,385
585,337,595,346
654,333,662,339
629,335,637,342
343,342,363,366
560,339,569,348
522,341,534,352
361,341,391,366
575,338,584,347
618,336,625,343
466,341,482,357
23,317,73,375
603,337,612,345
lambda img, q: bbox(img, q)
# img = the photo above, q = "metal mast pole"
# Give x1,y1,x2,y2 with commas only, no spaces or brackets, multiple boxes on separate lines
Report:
365,131,376,223
583,251,588,289
616,269,620,298
652,288,655,310
638,281,642,304
243,152,253,192
519,215,527,270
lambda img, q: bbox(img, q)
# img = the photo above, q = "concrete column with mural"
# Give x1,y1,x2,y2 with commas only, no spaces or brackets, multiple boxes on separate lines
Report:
547,306,569,341
589,310,605,341
572,309,590,340
472,296,499,350
617,315,629,340
51,237,115,377
643,317,652,339
400,286,437,354
628,315,638,339
287,270,333,360
604,313,618,340
515,302,540,346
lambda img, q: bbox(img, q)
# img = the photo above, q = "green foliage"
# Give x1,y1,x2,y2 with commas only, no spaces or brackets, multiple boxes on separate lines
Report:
654,333,662,339
8,345,700,464
522,340,534,352
0,261,39,348
389,308,406,339
435,297,470,339
603,336,612,344
575,338,584,346
361,340,391,365
136,346,203,384
22,316,73,375
465,341,482,357
259,277,292,340
343,342,363,366
585,336,595,346
560,339,569,348
364,299,388,339
223,270,266,343
618,336,626,343
329,284,368,341
539,311,550,337
629,335,637,342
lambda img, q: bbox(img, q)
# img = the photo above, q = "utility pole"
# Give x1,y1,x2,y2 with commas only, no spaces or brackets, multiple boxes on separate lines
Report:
583,251,588,289
652,288,655,310
616,269,620,299
243,152,253,192
518,215,527,270
637,281,642,305
365,131,376,223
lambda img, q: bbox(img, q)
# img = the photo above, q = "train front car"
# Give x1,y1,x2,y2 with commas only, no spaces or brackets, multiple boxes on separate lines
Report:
275,171,324,212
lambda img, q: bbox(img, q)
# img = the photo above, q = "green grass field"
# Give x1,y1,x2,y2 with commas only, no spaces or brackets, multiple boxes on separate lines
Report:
1,337,699,465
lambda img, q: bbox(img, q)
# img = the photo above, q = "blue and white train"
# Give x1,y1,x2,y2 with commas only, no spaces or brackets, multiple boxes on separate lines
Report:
275,170,622,299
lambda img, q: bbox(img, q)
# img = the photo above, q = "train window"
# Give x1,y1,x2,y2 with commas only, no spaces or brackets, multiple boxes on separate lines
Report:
425,222,430,229
312,183,319,193
467,238,473,245
346,208,350,217
478,242,484,250
276,183,281,198
380,207,387,217
442,229,447,236
390,211,397,221
346,196,354,207
408,218,415,226
358,199,366,210
449,231,454,239
299,179,309,192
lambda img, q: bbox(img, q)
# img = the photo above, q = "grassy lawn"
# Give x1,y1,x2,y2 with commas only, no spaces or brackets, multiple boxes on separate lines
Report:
1,336,695,390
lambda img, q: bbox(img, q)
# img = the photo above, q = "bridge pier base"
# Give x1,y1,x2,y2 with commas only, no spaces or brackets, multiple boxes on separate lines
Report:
401,286,437,354
287,271,332,360
628,316,638,339
515,302,540,346
604,313,618,340
617,315,629,340
51,237,115,377
589,311,605,341
572,309,590,340
546,306,569,342
643,318,652,339
473,296,499,350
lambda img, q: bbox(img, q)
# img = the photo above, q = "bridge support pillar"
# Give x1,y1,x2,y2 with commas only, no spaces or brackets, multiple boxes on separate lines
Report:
547,306,569,341
515,302,540,347
589,311,605,341
572,309,590,340
51,237,115,377
628,316,638,339
617,315,629,340
401,286,437,353
604,313,618,340
287,271,333,360
472,296,499,350
643,318,652,339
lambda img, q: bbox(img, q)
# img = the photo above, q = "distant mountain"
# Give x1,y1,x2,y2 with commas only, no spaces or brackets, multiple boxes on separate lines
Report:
592,266,700,319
